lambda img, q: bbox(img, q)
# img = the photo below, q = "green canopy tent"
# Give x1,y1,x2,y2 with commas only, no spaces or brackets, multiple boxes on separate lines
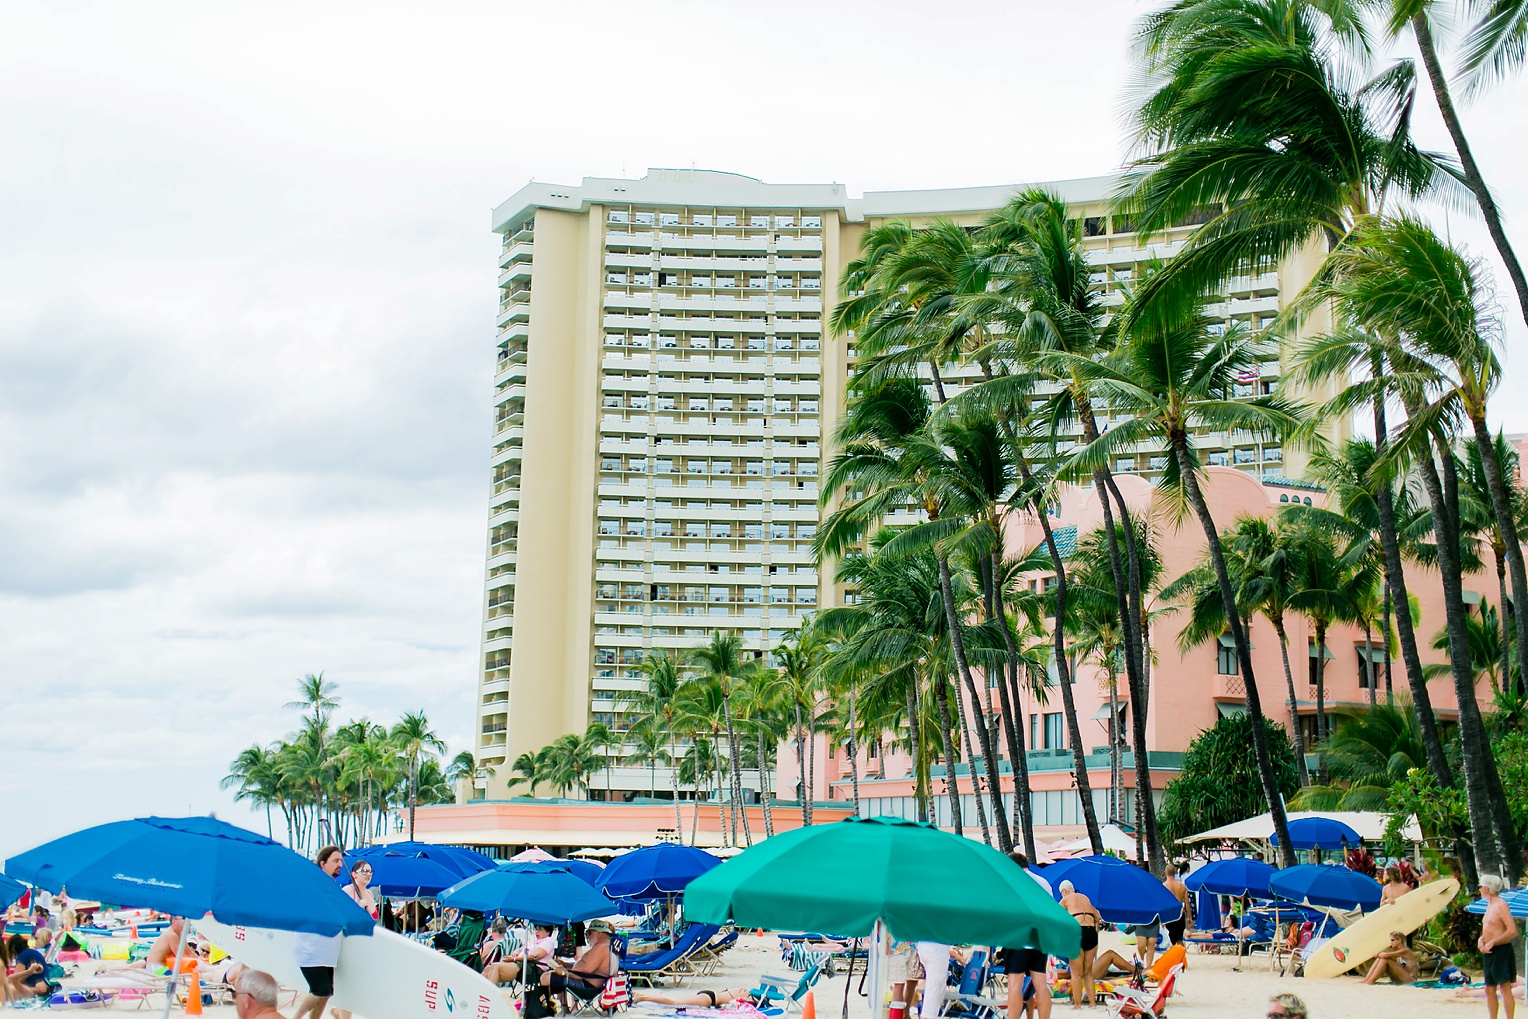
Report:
684,817,1080,1018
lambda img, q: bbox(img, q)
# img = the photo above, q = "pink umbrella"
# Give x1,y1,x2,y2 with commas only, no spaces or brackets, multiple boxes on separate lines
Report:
510,847,554,862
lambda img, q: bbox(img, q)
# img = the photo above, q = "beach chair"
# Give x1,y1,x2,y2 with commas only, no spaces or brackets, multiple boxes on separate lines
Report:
940,950,1005,1019
621,924,719,987
690,926,738,977
1104,964,1179,1019
565,971,629,1019
751,960,824,1013
442,913,488,973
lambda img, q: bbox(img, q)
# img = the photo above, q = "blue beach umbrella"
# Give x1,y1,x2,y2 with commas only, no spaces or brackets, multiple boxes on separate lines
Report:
343,850,464,898
0,873,27,910
440,862,614,925
545,858,606,887
1040,855,1183,926
596,843,721,901
353,841,494,879
1268,864,1381,910
1466,887,1528,919
6,816,375,935
1185,858,1277,898
1270,817,1361,850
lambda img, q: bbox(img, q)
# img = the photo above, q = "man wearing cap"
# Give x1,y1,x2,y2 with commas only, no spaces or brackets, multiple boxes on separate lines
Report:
540,919,618,1014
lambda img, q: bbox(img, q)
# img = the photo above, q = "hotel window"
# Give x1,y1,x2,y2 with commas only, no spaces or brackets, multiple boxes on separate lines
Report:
776,215,795,228
716,276,735,288
750,215,770,227
1115,458,1135,473
802,215,821,228
1044,712,1066,749
1217,635,1238,675
717,214,737,227
608,210,629,224
802,277,821,289
1264,447,1283,463
796,588,817,604
634,211,654,226
693,214,713,226
659,212,679,226
1234,447,1257,465
1208,450,1231,467
749,276,767,289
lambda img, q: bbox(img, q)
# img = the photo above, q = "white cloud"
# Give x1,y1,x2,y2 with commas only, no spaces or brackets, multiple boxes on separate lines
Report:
0,0,1525,860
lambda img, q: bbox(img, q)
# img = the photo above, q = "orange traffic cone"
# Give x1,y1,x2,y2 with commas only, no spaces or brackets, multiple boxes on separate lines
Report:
801,990,816,1019
756,928,764,937
183,971,203,1016
129,924,138,940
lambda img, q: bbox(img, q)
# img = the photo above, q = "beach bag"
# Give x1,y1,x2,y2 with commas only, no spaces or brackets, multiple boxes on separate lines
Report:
1439,966,1467,985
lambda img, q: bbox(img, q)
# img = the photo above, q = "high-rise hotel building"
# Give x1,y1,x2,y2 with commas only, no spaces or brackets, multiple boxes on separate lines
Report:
472,169,1337,801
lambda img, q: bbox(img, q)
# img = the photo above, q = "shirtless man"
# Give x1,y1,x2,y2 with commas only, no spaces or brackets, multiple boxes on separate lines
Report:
1479,875,1520,1019
1360,932,1418,985
1163,865,1192,946
131,916,192,972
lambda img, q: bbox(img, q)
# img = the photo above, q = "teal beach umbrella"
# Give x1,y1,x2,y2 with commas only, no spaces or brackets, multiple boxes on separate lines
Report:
684,816,1080,959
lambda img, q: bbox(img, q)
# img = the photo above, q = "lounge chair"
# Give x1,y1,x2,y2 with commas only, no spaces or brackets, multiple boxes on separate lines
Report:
622,924,719,987
690,927,738,977
751,960,824,1013
1104,964,1180,1019
940,950,1005,1019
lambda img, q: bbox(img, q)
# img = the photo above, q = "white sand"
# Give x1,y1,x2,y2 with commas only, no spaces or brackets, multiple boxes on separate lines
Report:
57,933,1514,1018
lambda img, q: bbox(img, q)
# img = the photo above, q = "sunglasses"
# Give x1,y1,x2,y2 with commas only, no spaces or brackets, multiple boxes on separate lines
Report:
1267,1011,1290,1018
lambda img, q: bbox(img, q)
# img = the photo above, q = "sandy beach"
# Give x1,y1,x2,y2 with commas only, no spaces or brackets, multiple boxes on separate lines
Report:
54,931,1515,1019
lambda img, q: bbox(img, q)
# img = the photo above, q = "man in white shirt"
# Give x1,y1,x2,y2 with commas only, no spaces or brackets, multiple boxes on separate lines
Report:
290,847,345,1019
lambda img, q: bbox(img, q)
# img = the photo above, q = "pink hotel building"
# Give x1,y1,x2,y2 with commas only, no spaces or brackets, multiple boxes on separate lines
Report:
772,464,1508,841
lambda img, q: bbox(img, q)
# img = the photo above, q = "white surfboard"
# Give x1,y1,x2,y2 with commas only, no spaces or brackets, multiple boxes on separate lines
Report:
1302,878,1459,978
193,917,513,1019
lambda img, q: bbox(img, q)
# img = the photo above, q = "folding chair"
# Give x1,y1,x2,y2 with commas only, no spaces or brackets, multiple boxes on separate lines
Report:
751,961,824,1013
1104,964,1180,1019
941,950,1005,1019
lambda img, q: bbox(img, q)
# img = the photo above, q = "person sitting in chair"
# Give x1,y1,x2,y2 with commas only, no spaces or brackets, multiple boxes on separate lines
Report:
1360,932,1418,986
531,920,616,1017
482,924,558,987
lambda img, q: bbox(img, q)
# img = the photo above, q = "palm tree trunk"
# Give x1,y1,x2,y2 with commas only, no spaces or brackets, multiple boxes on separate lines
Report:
690,772,701,846
795,703,810,827
847,679,860,818
671,747,685,837
933,677,964,836
1109,674,1121,825
806,711,817,825
1373,391,1455,794
722,695,752,846
1315,618,1329,752
1085,453,1163,873
1469,413,1528,695
756,729,774,838
905,680,928,823
1382,585,1394,703
1272,618,1310,786
1406,407,1508,881
408,756,418,840
1021,467,1105,855
1364,618,1376,709
1173,439,1297,867
991,542,1037,860
952,677,991,844
1411,13,1528,333
934,551,1012,852
1497,551,1511,697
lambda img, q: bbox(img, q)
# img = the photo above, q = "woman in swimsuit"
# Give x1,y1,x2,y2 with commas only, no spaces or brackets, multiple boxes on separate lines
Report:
632,988,752,1007
1058,880,1101,1009
1360,932,1419,985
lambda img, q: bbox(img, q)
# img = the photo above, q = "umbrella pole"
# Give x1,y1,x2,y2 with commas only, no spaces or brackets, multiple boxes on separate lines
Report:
161,921,190,1019
841,938,857,1019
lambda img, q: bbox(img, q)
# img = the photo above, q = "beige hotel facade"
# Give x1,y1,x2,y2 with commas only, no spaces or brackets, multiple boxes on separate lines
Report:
472,168,1335,802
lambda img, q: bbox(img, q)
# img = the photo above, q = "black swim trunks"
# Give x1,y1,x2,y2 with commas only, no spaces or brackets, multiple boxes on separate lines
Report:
1079,928,1099,952
1483,944,1517,987
299,966,335,997
1001,947,1048,975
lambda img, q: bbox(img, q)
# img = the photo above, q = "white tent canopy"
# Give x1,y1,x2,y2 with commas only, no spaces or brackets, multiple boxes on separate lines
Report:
1183,810,1421,844
1051,823,1140,859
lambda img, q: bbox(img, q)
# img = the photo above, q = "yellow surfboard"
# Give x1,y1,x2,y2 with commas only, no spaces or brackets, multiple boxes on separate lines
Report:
1302,877,1459,978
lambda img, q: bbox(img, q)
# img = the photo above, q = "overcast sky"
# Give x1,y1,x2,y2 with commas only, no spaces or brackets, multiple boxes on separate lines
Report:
2,1,1524,862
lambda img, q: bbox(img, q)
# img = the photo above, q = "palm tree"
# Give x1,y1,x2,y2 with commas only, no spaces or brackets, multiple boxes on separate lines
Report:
1165,515,1314,786
505,751,545,797
676,738,721,846
1055,300,1304,867
1458,436,1527,696
624,726,672,802
629,651,691,833
224,744,281,840
1426,605,1506,691
538,724,612,798
1382,0,1528,332
446,750,477,786
1289,700,1429,812
692,630,760,846
768,624,829,825
816,375,1012,850
390,711,446,840
1124,0,1462,308
733,670,782,838
1296,213,1521,882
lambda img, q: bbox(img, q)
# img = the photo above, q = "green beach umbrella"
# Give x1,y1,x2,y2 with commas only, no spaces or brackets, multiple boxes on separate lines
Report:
683,816,1080,958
